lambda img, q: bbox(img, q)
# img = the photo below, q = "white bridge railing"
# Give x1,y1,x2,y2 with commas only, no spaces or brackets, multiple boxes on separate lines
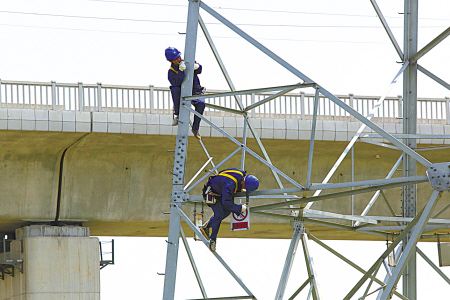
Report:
0,79,449,124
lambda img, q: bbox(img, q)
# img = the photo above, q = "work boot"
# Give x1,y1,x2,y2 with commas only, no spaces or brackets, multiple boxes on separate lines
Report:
172,115,178,126
200,224,210,240
192,129,201,140
209,239,216,252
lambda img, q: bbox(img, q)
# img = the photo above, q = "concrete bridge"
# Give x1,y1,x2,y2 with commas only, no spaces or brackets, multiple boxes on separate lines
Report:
1,79,449,299
1,80,450,241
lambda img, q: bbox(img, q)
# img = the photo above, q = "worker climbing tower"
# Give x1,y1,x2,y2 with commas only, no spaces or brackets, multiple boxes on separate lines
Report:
163,1,450,299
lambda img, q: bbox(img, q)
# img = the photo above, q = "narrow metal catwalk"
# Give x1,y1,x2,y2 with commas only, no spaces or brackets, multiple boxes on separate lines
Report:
163,1,450,299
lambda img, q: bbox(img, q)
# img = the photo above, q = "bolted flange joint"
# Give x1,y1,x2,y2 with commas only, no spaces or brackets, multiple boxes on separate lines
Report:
171,191,190,202
290,220,305,232
426,162,450,192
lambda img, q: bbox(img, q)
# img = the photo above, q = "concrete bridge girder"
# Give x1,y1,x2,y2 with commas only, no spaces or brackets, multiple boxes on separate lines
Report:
1,130,449,240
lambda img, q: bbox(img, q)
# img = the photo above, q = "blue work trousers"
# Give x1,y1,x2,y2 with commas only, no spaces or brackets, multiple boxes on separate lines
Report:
208,198,238,241
171,87,205,130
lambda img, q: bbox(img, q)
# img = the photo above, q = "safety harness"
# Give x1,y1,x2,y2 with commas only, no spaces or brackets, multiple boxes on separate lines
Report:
202,170,244,204
217,170,244,193
169,66,205,95
169,67,178,74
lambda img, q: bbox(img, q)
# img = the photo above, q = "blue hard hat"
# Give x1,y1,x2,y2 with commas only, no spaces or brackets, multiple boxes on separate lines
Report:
165,47,181,61
244,175,259,193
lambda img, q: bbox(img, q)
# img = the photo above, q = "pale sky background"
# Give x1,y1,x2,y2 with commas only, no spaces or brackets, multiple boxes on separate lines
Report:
1,0,450,299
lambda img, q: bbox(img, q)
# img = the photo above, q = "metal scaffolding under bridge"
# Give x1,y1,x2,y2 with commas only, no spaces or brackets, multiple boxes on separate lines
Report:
163,1,450,299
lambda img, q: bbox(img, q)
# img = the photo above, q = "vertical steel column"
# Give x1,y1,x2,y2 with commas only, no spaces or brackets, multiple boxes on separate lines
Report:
380,191,442,300
402,1,418,299
162,1,200,299
275,222,304,300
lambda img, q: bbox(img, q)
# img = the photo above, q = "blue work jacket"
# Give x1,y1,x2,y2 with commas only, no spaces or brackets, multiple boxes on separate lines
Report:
168,61,203,95
208,168,246,215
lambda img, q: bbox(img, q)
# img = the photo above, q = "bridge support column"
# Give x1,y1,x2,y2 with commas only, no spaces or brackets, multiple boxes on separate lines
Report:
0,225,100,300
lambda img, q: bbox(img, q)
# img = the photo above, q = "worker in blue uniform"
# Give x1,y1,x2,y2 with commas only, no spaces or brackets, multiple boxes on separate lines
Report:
165,47,205,140
200,168,259,252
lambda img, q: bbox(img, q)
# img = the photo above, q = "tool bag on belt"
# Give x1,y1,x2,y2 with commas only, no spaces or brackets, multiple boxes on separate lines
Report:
202,184,219,205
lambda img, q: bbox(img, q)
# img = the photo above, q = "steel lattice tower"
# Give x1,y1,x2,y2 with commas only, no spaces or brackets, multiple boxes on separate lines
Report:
162,1,450,299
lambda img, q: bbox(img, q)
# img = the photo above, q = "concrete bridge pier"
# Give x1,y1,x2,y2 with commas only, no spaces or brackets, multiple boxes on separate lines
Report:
0,225,100,300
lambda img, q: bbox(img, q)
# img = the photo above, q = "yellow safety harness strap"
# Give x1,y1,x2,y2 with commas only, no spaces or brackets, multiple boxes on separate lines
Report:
220,170,244,177
217,174,238,193
217,170,244,193
169,67,178,74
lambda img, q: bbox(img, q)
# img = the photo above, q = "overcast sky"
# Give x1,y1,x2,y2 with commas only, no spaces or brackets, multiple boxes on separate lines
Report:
0,0,449,97
1,0,450,299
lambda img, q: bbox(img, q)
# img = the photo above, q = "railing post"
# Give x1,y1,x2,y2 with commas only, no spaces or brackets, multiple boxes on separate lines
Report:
446,96,450,125
97,82,102,112
51,81,57,110
150,85,154,114
251,93,255,118
78,82,84,111
289,95,293,119
349,93,354,121
300,91,305,120
398,95,403,119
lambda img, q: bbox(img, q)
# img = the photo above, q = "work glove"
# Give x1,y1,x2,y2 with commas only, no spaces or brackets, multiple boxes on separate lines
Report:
194,63,200,70
179,61,186,71
241,204,248,213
